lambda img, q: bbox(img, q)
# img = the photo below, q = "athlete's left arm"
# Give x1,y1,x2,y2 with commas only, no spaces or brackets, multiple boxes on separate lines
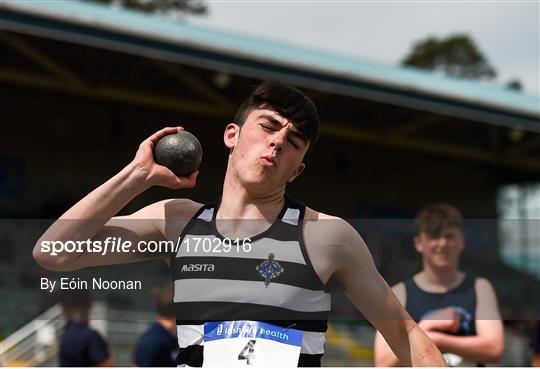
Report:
329,219,446,367
425,278,504,363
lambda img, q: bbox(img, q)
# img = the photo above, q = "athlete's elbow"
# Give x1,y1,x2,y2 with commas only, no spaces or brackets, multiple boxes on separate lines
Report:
33,242,52,270
33,251,66,271
33,242,79,272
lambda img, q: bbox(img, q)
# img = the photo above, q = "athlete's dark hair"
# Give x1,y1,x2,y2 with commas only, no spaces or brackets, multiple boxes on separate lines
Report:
233,80,320,158
414,203,463,237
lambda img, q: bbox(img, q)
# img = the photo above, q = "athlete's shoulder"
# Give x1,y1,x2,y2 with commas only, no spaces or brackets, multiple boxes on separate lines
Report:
161,198,204,218
304,206,343,221
303,207,365,251
304,207,355,235
132,198,204,220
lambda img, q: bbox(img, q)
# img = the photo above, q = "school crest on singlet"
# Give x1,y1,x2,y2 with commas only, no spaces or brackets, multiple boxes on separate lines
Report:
256,253,284,287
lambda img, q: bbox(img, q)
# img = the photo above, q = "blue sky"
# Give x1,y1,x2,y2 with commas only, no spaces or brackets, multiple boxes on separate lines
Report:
185,1,539,96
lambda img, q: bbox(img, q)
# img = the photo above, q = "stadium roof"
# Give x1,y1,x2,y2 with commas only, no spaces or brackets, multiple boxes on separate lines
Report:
0,0,538,131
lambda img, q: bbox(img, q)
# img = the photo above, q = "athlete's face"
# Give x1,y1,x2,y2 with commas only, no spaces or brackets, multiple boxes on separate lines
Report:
224,108,308,192
414,226,464,269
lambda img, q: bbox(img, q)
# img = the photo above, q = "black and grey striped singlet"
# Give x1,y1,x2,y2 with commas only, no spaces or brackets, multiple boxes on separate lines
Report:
170,196,331,367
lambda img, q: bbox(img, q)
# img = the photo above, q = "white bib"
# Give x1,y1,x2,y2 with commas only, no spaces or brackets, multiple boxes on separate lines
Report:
202,320,303,367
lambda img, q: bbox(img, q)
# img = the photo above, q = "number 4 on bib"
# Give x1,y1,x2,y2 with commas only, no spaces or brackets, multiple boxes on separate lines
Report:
203,321,303,367
238,340,256,364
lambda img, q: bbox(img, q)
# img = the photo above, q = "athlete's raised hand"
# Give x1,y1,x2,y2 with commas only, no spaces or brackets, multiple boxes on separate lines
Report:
131,126,199,190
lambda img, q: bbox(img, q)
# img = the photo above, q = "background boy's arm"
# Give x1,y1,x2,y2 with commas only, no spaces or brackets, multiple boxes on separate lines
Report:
424,278,504,363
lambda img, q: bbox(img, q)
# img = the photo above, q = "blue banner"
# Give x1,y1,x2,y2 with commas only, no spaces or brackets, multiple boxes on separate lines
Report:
204,320,303,346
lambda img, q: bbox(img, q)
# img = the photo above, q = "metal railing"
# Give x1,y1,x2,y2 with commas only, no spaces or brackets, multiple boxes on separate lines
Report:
0,302,152,367
0,304,64,366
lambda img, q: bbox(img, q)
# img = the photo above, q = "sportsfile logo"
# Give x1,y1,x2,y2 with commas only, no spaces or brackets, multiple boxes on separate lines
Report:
181,264,215,272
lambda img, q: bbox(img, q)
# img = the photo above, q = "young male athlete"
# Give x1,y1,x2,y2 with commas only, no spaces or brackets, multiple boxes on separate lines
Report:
34,81,445,367
374,203,504,366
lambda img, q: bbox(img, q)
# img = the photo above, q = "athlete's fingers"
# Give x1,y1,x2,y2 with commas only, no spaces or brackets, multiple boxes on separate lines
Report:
147,126,184,146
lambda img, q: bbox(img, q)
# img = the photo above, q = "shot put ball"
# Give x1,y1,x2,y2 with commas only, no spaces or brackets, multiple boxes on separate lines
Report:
153,131,202,177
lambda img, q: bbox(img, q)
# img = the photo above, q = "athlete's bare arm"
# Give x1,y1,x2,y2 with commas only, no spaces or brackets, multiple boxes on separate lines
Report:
33,127,200,271
303,210,446,367
373,283,407,367
374,279,503,365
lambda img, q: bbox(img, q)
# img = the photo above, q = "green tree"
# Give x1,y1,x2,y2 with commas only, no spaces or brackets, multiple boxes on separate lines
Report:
401,34,496,80
506,79,523,91
88,0,207,15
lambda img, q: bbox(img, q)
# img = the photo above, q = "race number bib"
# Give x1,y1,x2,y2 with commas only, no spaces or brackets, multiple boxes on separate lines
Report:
203,320,303,367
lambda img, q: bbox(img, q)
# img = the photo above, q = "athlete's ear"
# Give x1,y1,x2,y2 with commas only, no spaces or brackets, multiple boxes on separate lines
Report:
224,123,240,149
288,163,305,183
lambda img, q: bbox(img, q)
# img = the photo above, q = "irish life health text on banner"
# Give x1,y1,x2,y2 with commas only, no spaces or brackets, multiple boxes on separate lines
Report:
203,320,303,367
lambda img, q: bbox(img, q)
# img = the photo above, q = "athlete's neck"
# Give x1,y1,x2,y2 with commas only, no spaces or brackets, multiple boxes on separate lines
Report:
217,169,286,239
416,268,464,292
219,168,285,221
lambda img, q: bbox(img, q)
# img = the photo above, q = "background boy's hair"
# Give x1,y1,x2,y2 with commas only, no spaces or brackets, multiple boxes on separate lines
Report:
414,203,463,237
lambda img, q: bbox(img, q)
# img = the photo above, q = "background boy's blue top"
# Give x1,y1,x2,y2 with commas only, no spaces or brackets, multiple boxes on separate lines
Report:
59,321,109,367
135,322,178,367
